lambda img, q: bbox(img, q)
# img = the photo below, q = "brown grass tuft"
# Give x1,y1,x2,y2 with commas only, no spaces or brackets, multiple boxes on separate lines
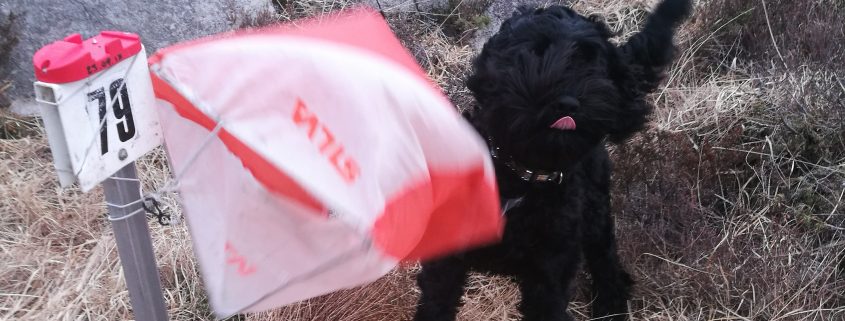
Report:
389,12,478,111
245,269,417,321
691,0,845,68
0,107,40,139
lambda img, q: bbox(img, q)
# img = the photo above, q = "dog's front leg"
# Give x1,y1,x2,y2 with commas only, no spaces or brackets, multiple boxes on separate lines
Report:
583,218,633,321
413,257,469,321
517,259,578,321
583,170,633,321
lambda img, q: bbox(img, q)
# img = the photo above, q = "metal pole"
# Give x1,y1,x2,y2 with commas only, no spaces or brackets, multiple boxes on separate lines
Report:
103,163,169,321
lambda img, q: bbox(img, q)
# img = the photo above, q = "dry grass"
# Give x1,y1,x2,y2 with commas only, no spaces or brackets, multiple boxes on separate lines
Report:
2,0,845,320
607,1,845,319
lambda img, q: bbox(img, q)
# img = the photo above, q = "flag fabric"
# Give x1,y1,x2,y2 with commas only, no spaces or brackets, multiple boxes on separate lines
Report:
149,8,503,317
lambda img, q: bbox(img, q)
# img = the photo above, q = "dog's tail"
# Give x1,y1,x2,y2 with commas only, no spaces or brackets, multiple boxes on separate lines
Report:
648,0,694,29
620,0,693,93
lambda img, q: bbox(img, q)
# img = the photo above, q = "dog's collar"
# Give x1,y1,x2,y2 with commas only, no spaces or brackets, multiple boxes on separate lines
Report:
488,140,565,185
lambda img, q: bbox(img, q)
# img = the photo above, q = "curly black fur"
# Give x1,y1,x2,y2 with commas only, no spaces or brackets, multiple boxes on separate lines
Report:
413,1,692,321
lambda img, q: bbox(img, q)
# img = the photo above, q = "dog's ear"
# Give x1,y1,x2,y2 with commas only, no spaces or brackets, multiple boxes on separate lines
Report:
620,0,692,93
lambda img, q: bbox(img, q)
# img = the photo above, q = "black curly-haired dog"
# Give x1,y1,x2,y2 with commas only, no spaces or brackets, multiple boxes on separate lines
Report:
413,1,692,320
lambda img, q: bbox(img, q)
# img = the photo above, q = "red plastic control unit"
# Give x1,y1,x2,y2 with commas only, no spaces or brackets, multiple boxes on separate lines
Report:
32,31,143,84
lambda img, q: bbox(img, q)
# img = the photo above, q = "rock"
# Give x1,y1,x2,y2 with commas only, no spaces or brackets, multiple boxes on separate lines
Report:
1,0,270,115
362,0,448,13
470,0,548,51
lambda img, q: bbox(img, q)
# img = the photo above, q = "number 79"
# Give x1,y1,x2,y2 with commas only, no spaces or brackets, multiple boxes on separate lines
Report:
87,78,137,155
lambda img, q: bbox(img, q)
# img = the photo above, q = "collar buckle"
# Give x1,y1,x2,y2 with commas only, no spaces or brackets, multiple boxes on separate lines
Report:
488,139,564,185
532,171,564,184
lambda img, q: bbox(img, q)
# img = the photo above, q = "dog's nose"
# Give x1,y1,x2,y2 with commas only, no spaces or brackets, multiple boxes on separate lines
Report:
539,96,580,125
556,96,580,114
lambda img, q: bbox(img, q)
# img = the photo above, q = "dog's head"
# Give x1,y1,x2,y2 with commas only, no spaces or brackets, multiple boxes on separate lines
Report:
466,0,691,171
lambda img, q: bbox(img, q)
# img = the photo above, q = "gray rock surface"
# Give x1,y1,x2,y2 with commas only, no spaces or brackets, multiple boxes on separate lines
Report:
2,0,269,115
363,0,448,13
471,0,553,50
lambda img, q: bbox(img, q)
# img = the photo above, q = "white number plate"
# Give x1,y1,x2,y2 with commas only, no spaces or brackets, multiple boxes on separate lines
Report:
35,48,163,192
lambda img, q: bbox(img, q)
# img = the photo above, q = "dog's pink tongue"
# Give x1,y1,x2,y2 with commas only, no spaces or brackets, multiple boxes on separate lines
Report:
550,116,576,130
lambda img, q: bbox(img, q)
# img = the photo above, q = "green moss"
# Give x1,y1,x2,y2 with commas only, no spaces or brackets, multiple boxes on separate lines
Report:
474,14,491,27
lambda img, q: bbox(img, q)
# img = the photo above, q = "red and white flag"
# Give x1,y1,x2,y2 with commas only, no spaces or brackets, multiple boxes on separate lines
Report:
150,8,503,317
